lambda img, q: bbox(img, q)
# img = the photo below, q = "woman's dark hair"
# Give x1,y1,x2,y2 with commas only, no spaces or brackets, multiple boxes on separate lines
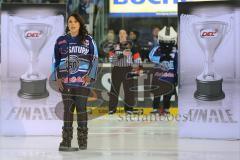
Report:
65,13,88,43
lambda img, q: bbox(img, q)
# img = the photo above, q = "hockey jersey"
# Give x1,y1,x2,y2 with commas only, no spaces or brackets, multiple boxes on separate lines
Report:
54,34,98,87
108,41,142,67
149,46,177,84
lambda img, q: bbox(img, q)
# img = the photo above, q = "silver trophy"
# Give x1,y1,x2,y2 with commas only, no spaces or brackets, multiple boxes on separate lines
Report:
192,21,228,101
16,23,52,99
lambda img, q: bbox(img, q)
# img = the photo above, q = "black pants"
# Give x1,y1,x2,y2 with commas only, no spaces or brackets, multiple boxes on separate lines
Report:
61,86,90,128
109,66,135,112
152,83,176,110
153,93,173,110
151,69,176,110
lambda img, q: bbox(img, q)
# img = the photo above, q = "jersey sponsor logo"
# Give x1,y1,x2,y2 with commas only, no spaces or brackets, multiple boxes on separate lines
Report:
25,30,42,39
158,61,174,71
115,50,124,55
69,46,89,55
65,55,81,74
154,71,174,78
58,39,67,45
200,29,218,38
63,76,84,83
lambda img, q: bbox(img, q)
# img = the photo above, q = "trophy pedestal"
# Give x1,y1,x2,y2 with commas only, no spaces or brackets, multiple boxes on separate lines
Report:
18,78,49,99
194,78,225,101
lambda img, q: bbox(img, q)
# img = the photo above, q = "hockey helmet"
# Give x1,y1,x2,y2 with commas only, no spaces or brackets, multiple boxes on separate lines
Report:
158,26,177,45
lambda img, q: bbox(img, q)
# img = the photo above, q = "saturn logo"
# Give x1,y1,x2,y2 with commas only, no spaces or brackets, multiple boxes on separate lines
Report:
24,31,42,39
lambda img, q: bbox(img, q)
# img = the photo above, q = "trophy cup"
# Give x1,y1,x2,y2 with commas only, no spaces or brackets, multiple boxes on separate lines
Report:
16,23,52,99
192,21,228,101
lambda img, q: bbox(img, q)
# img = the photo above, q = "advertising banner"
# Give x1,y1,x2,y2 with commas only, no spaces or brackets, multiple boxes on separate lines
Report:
178,1,240,139
110,0,222,17
0,3,66,135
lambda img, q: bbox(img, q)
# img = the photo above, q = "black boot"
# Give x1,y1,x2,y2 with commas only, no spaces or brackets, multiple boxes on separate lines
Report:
59,127,79,152
77,127,88,150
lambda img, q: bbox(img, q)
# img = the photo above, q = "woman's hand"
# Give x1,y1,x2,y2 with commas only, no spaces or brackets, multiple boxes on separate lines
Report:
82,75,91,86
56,78,64,91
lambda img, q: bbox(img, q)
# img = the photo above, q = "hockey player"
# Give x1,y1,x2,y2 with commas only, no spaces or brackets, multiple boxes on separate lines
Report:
54,13,98,151
149,26,178,115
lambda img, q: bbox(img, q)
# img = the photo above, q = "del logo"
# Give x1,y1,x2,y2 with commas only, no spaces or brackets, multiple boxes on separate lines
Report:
200,29,217,38
25,31,42,39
